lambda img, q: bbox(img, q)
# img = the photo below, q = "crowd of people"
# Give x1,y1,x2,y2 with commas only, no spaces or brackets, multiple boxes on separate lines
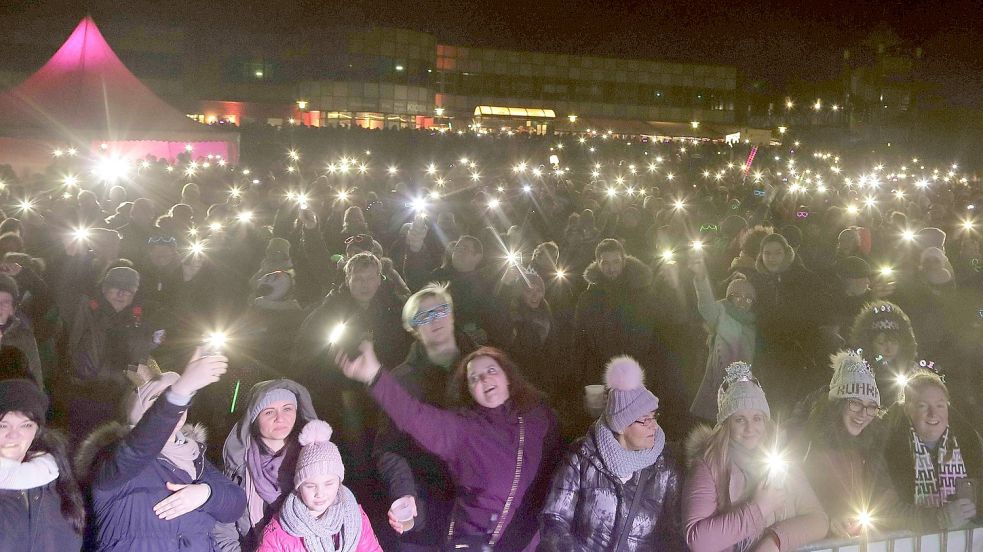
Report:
0,123,982,551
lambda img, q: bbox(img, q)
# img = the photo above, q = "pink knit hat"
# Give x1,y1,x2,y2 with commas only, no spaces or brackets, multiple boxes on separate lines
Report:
603,356,659,433
293,420,345,488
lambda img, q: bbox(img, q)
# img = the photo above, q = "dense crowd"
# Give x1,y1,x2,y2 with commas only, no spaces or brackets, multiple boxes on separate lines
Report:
1,124,982,551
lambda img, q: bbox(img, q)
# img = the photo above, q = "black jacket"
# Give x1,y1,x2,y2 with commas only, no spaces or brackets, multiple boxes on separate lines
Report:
0,481,82,552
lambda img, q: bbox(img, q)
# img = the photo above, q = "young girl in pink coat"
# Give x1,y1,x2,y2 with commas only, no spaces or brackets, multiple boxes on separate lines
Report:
258,421,381,552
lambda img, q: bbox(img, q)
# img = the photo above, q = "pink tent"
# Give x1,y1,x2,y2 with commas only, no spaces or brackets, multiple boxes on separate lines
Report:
0,16,238,174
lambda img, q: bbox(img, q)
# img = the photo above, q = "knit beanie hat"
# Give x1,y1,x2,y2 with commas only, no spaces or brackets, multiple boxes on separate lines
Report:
716,362,770,425
0,274,19,302
828,350,880,406
603,356,659,434
102,266,140,293
0,378,48,422
248,387,297,424
917,227,946,251
294,420,345,487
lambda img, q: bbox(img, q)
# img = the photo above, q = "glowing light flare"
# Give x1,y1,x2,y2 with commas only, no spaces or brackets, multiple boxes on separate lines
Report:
93,155,130,182
606,188,618,198
337,190,350,201
287,150,300,161
661,249,676,264
846,204,859,215
879,266,895,277
764,449,789,486
691,240,704,251
236,211,254,224
488,198,501,209
17,199,35,213
901,229,915,241
411,198,428,213
429,191,441,200
327,322,346,345
189,241,206,256
387,166,398,175
63,175,79,187
673,199,686,211
72,227,91,241
962,218,975,232
522,185,532,194
208,222,223,232
204,332,226,353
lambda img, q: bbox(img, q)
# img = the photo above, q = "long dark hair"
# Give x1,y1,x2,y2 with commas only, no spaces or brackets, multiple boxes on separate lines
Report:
452,347,546,414
804,396,882,455
3,410,86,534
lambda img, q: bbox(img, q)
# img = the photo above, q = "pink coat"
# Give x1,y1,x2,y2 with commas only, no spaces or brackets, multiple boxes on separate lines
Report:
257,506,382,552
682,427,828,552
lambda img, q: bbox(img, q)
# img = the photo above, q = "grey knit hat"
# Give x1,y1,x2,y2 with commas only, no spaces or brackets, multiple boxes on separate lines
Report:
102,266,140,293
716,362,770,425
248,387,297,424
603,356,659,433
828,350,880,406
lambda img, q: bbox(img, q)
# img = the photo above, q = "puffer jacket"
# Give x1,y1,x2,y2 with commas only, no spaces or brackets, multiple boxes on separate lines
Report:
539,423,684,551
75,394,247,552
257,507,382,552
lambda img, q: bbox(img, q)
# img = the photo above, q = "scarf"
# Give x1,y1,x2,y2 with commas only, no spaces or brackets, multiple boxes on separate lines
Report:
246,438,299,518
163,427,203,480
279,486,362,552
593,419,665,479
911,426,968,507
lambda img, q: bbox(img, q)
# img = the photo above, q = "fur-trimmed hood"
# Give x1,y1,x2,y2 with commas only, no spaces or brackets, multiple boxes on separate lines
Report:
583,255,653,290
75,422,207,480
755,233,796,274
684,423,716,469
847,300,918,366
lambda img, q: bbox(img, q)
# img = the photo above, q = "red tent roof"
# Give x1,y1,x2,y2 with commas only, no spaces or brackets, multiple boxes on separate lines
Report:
0,16,234,142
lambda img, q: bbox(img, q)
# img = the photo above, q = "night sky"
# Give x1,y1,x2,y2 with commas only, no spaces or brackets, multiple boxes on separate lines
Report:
4,0,983,105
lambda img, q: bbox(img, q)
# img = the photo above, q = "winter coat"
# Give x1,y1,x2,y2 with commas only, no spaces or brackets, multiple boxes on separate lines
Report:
747,245,827,404
75,395,247,552
369,371,561,552
68,295,155,383
214,380,320,552
574,255,657,386
881,403,983,506
429,265,513,347
0,480,82,552
257,507,382,552
371,335,474,547
801,433,940,535
539,424,684,551
690,274,756,421
1,312,44,388
683,426,829,552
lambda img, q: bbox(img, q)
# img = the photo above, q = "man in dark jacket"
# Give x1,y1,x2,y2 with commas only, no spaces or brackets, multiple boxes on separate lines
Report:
574,239,657,388
372,282,476,551
291,252,411,467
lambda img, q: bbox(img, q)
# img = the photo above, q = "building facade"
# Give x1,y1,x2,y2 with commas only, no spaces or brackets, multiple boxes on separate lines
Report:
1,20,739,135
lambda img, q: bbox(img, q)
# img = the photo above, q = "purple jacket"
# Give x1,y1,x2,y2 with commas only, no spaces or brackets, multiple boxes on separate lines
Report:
369,371,560,551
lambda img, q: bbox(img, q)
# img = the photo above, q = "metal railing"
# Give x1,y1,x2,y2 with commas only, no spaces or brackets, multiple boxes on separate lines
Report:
798,526,983,552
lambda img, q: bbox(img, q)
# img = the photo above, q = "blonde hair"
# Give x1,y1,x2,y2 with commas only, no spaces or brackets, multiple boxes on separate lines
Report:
401,281,454,332
703,414,776,502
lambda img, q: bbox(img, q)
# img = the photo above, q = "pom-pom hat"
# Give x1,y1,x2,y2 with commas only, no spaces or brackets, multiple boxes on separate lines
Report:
716,362,770,425
828,350,880,406
293,420,345,488
604,356,659,433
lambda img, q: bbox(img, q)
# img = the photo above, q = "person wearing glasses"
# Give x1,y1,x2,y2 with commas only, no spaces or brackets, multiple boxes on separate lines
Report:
882,369,981,529
541,356,683,551
799,350,943,538
684,362,828,552
337,344,558,552
689,254,757,422
368,282,476,551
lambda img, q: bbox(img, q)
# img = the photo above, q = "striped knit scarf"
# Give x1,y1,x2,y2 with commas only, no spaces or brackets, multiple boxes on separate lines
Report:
911,426,968,507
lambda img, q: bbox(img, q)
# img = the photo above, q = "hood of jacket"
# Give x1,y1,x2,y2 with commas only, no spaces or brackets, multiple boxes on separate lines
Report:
75,422,207,480
222,379,319,474
754,237,796,275
684,423,716,470
583,255,653,291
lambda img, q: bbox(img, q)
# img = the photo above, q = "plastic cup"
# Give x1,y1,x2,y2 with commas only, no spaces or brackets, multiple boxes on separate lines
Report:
391,497,415,532
584,384,606,417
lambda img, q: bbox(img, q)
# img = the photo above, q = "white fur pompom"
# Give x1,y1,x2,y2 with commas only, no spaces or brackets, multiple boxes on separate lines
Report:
604,356,644,391
298,420,333,446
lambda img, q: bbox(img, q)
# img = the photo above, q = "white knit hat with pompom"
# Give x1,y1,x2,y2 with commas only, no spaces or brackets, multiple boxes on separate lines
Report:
604,356,660,433
293,420,345,488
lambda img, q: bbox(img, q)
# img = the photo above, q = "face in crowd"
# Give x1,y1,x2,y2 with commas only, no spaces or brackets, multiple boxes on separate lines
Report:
871,332,901,364
466,355,510,409
297,473,341,517
412,295,455,353
905,383,949,443
103,286,135,312
760,241,786,273
619,410,660,451
841,398,879,437
598,250,625,281
729,408,767,450
347,264,382,306
256,400,297,447
451,239,482,273
0,411,37,462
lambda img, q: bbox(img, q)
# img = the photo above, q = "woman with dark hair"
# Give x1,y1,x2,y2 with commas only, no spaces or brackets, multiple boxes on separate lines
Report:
213,379,319,551
799,351,946,538
0,378,86,551
337,344,560,551
848,300,918,396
